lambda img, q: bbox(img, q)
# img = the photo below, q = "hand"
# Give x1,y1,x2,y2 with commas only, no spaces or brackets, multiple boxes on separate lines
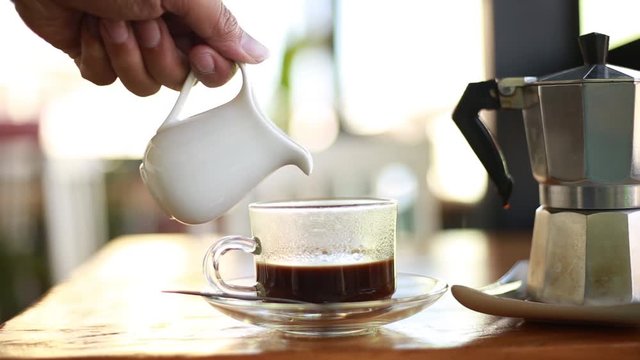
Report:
13,0,269,96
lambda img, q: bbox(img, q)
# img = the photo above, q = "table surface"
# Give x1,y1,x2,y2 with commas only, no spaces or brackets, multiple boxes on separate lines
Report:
1,230,639,360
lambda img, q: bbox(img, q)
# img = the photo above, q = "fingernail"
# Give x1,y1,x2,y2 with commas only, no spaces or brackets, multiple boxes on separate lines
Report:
137,20,160,48
192,52,215,74
102,20,129,44
241,33,269,63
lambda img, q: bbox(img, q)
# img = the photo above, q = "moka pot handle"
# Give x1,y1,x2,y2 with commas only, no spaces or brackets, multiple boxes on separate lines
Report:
451,79,513,208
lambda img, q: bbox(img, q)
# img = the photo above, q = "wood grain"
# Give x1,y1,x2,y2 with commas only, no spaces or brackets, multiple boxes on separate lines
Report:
1,231,639,359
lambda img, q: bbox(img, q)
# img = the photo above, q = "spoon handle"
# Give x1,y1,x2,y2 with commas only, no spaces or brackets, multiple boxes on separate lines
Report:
162,290,311,304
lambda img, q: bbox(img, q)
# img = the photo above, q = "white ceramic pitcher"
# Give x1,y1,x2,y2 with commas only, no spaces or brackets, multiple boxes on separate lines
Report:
139,64,313,225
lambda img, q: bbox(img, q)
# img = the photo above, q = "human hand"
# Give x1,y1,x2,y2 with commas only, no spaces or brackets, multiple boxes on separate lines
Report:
13,0,269,96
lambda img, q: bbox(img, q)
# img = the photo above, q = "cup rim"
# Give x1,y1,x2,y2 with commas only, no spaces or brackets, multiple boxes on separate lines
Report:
249,197,397,210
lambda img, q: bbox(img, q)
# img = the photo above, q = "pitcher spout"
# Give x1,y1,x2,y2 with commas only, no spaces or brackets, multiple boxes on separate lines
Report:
288,141,314,176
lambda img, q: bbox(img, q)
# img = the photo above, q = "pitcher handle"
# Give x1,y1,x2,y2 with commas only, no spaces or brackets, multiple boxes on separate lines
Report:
159,64,252,131
158,71,198,130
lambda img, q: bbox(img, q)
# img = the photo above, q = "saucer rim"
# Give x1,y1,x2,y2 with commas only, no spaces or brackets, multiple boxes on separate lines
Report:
451,262,640,326
201,272,449,336
203,272,448,311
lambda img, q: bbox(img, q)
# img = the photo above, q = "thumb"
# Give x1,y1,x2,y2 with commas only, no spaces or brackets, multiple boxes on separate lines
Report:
163,0,269,63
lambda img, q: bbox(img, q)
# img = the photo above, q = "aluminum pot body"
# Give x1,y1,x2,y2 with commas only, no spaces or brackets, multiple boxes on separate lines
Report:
521,81,640,209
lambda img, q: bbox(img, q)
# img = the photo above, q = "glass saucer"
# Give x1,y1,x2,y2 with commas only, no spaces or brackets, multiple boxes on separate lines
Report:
203,273,448,337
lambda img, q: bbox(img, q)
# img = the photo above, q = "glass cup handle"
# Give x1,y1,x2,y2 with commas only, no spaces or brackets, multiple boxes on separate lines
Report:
202,235,263,296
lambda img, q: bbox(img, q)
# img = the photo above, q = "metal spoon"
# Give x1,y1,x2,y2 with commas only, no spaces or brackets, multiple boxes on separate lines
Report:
477,260,529,299
162,290,312,304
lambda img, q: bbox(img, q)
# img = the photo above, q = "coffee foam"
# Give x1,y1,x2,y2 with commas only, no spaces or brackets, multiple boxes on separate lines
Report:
258,252,393,267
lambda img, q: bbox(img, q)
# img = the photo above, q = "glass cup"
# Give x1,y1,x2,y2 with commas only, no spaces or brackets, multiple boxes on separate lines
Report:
203,198,397,303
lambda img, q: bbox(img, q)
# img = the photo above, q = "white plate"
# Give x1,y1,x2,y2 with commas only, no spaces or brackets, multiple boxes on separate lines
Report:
451,261,640,326
202,273,448,337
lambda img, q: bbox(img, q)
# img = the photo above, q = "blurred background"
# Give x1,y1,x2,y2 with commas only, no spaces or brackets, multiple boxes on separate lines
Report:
0,0,638,322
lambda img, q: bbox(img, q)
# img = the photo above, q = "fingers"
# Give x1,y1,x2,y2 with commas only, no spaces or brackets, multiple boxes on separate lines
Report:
56,0,164,20
189,44,237,87
100,19,161,96
77,16,189,94
52,0,267,94
163,0,269,64
132,19,189,91
76,15,117,86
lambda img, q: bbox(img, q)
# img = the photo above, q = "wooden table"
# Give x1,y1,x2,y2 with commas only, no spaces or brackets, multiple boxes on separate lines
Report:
1,230,639,359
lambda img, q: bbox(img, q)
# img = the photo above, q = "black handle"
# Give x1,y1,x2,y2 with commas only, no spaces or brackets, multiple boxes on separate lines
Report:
452,80,513,208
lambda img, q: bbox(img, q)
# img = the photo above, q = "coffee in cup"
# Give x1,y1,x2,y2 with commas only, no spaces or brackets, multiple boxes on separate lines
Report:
203,198,397,303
